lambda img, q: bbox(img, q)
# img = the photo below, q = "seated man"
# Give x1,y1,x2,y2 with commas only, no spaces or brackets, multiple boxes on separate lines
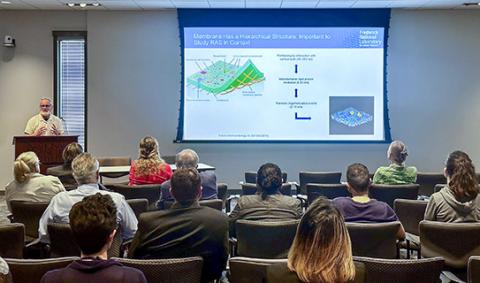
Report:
332,163,405,239
157,149,217,208
41,193,146,283
38,153,138,243
129,168,228,283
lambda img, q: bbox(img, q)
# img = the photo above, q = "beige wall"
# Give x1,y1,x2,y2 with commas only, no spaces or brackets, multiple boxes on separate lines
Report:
1,9,480,190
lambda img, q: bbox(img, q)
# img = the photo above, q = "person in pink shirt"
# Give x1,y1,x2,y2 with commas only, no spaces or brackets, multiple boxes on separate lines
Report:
129,136,172,186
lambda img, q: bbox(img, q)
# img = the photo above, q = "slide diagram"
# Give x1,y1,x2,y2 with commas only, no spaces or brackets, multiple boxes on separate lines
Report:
329,96,375,135
187,59,265,95
331,107,373,127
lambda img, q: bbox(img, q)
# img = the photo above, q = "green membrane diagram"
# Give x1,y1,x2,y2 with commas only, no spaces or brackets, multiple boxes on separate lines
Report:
187,59,265,95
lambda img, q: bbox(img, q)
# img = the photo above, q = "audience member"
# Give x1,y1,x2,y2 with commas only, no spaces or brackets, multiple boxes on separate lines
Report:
333,163,405,239
0,257,9,283
40,193,146,283
373,140,417,184
24,97,64,136
425,150,480,222
158,148,217,205
38,153,137,243
228,163,302,237
267,198,363,283
47,142,84,189
5,151,65,211
129,136,172,185
128,168,228,283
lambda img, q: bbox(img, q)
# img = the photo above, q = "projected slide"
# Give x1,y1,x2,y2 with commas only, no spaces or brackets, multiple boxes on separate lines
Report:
182,27,385,141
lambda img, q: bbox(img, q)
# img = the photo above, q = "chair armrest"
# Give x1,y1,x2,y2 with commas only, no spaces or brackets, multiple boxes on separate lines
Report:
7,214,14,223
229,238,237,257
295,194,307,208
226,195,240,213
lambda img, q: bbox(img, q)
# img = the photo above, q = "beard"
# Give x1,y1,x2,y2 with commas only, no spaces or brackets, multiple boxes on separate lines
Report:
40,110,51,120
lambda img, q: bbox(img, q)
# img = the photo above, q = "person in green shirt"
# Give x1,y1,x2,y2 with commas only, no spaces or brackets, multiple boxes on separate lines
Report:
373,140,417,184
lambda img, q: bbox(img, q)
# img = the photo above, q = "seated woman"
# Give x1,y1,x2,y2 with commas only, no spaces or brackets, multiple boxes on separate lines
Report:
5,151,65,211
46,142,83,189
425,150,480,222
373,140,417,184
266,198,363,283
228,163,302,237
129,136,172,186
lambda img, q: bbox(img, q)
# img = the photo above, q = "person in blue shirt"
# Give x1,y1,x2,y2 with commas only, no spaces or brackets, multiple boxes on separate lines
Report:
38,153,137,243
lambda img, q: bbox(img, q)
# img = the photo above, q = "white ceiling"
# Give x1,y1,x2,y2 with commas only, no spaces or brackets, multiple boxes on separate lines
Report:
0,0,477,10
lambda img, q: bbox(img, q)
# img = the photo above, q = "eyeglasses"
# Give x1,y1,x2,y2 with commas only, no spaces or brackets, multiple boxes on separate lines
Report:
40,104,51,108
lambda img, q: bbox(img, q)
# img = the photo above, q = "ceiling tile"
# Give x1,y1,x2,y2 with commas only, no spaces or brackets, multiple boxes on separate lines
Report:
245,0,282,8
316,0,355,8
135,0,175,9
281,0,319,8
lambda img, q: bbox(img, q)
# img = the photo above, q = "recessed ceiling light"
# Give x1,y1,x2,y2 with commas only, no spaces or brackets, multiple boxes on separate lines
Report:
65,2,102,8
1,1,12,4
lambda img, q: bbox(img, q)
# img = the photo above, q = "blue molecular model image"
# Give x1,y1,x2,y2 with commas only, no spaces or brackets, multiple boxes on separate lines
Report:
331,107,373,127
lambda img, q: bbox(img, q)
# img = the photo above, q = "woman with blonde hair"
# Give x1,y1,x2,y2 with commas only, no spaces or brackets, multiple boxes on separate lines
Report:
47,142,83,189
373,140,417,184
5,151,65,211
267,198,363,283
129,136,172,185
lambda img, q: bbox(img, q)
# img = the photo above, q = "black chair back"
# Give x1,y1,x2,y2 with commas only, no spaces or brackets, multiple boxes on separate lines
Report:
0,223,25,258
306,183,349,204
235,220,299,259
6,257,78,283
370,184,419,208
217,183,228,209
199,199,223,211
354,256,444,283
107,183,161,210
113,257,203,283
10,201,49,240
347,221,401,259
229,257,287,283
98,156,131,179
416,172,447,196
48,223,122,258
299,171,341,194
393,199,427,236
126,198,149,218
468,256,480,283
420,220,480,270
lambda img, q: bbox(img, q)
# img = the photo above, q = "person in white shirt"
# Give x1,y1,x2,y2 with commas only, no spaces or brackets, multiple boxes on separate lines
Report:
5,151,65,211
24,97,64,136
38,153,138,243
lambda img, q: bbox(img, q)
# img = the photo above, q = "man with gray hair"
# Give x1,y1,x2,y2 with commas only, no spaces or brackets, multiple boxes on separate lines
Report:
158,149,217,207
25,97,64,136
38,153,137,243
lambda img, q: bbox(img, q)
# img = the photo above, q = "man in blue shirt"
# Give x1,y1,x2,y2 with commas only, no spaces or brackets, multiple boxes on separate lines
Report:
38,153,137,243
157,149,217,208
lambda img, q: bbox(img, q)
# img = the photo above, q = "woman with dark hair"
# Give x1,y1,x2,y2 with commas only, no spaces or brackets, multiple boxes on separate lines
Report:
373,140,417,184
425,150,480,222
266,198,363,283
47,142,83,189
129,136,172,185
228,163,302,236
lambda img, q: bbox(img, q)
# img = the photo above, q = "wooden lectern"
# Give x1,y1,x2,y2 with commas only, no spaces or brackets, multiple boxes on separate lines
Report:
13,135,79,174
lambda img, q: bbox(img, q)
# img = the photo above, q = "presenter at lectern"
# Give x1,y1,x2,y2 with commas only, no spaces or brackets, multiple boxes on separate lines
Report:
24,98,64,136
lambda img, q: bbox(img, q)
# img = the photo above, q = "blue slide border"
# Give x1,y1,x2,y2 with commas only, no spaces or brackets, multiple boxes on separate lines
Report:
176,9,392,144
